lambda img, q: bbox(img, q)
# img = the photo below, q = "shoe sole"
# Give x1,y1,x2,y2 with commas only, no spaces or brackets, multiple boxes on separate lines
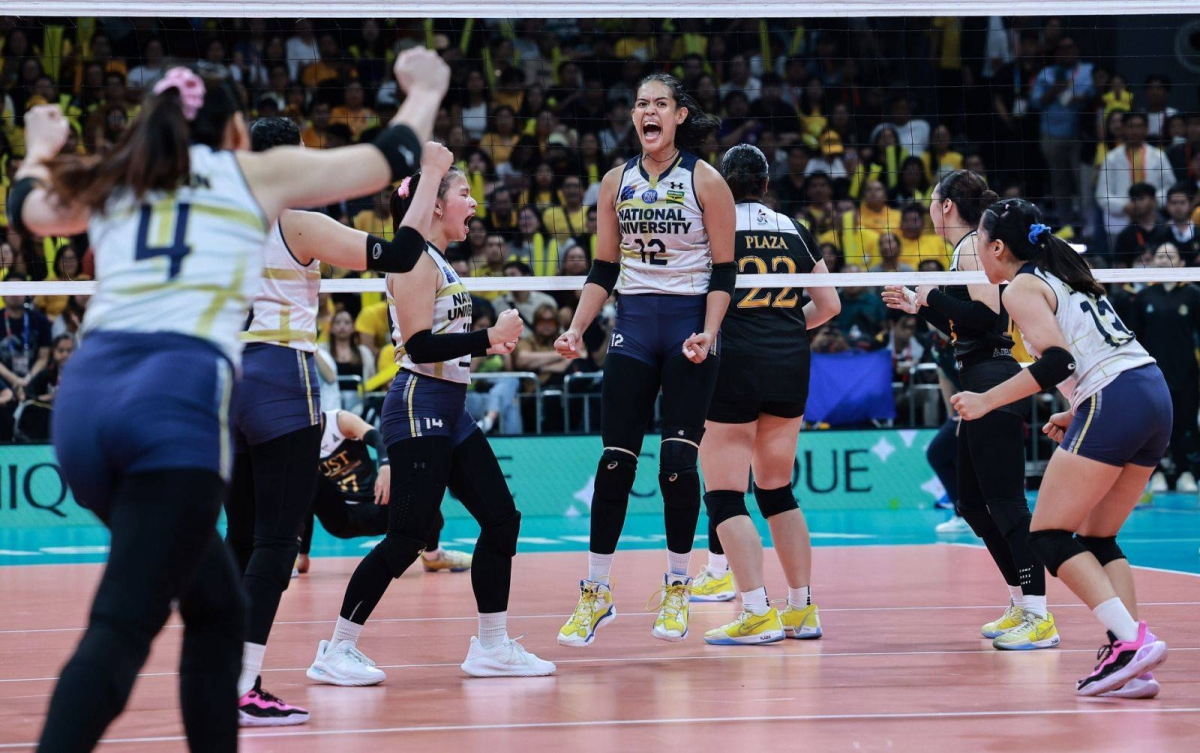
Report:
306,665,386,687
652,625,689,642
690,592,737,603
704,630,785,645
460,662,557,677
557,606,616,648
993,634,1061,651
238,711,310,727
981,628,1018,639
784,626,822,640
1101,678,1162,699
1077,641,1169,697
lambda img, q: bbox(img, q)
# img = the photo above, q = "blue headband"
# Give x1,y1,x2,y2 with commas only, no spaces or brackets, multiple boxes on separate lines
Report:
1028,223,1051,244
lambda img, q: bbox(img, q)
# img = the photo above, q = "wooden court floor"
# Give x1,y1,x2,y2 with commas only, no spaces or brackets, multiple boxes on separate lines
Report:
1,544,1198,751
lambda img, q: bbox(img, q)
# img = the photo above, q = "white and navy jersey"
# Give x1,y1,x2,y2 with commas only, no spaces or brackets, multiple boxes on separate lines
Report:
390,243,473,384
1017,263,1156,411
614,151,711,295
318,410,376,496
241,219,321,352
84,145,269,364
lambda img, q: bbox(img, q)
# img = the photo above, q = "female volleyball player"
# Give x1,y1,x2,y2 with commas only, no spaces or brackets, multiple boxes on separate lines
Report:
307,144,554,688
225,119,467,725
296,408,471,575
883,169,1054,651
952,198,1170,698
700,145,841,645
555,73,736,647
11,49,448,750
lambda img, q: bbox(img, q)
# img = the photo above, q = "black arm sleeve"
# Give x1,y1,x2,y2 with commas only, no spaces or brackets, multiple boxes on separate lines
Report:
925,288,1000,331
403,328,491,364
918,306,954,337
363,429,390,466
365,226,426,273
369,123,422,182
709,261,736,296
585,259,620,294
5,177,38,236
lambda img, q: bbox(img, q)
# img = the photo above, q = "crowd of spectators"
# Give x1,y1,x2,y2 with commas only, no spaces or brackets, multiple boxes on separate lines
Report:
1,16,1199,438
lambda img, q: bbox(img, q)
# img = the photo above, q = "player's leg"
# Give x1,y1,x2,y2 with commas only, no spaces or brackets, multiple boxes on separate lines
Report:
691,515,736,602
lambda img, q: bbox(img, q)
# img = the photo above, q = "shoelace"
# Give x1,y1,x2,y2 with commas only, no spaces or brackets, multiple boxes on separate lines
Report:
342,644,376,667
568,587,602,628
647,583,688,621
1094,639,1116,669
255,685,286,706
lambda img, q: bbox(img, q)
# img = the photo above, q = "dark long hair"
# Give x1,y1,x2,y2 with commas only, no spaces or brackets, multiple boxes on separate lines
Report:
637,73,720,152
389,167,468,234
47,66,241,212
935,169,998,225
721,143,769,202
981,198,1105,298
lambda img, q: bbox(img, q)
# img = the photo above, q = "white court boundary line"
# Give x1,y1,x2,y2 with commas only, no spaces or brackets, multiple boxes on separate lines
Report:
3,706,1200,749
945,541,1200,579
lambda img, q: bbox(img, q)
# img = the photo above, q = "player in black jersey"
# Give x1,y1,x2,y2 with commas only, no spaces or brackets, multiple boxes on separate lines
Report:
295,410,472,575
699,145,841,645
884,169,1055,650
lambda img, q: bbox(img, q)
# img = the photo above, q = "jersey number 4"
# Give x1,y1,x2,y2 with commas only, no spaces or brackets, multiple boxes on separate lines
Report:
737,255,799,309
135,202,193,280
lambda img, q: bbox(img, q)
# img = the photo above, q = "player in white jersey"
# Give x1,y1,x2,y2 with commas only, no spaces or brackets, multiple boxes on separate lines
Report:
555,73,736,648
10,51,449,750
308,145,554,687
223,117,452,725
952,198,1171,699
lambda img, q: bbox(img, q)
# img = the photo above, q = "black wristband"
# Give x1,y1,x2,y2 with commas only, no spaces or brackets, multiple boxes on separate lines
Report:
403,327,492,364
585,259,620,294
370,124,423,183
365,226,426,273
363,429,389,466
6,177,39,236
709,261,736,296
1027,346,1076,390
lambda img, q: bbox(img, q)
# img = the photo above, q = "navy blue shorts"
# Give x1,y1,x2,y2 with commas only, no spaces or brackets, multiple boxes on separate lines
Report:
609,294,715,368
380,369,477,448
1062,364,1172,468
52,332,234,515
230,343,319,451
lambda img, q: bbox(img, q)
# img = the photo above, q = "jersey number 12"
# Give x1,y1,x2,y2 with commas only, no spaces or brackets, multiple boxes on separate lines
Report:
135,202,193,280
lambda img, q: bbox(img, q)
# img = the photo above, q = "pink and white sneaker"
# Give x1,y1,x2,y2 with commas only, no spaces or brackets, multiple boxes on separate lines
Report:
238,677,310,726
1076,622,1168,697
1100,673,1161,699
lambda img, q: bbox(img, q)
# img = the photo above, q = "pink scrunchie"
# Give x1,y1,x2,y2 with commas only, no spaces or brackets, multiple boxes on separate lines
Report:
153,67,206,121
397,176,413,199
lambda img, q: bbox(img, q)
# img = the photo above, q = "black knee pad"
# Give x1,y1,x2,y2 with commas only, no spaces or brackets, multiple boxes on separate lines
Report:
478,510,522,559
956,502,993,539
753,484,799,518
1028,529,1087,577
372,532,429,579
988,498,1033,539
1076,535,1126,566
594,448,638,503
660,426,703,508
244,539,299,593
704,490,749,527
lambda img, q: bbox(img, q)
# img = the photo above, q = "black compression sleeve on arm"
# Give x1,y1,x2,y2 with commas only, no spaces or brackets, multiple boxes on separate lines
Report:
369,124,422,182
403,328,492,364
365,226,426,273
918,306,954,336
363,429,390,466
709,261,736,296
6,177,38,236
1027,346,1076,390
585,259,620,294
925,288,1000,330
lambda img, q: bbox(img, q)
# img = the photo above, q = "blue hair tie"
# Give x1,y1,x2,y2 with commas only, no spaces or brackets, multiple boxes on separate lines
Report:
1028,223,1051,244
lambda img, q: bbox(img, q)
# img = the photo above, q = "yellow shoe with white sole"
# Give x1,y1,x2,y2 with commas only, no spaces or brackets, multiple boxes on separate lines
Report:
557,577,616,648
992,612,1060,651
648,574,692,642
690,567,736,602
981,600,1025,639
780,603,822,639
704,607,785,645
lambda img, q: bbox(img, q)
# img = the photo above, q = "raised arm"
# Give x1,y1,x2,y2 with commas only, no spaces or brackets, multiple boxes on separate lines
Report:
9,107,90,237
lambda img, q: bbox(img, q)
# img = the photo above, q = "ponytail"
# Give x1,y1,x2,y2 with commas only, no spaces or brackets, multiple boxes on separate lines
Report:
45,66,241,213
390,167,466,234
638,73,720,153
935,169,998,225
981,197,1105,299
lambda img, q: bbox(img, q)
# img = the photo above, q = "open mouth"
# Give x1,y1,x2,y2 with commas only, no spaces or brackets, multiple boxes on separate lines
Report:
643,122,662,140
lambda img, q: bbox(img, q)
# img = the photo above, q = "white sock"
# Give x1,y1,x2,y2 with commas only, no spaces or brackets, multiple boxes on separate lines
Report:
667,550,691,577
478,611,508,650
422,547,443,561
332,617,363,647
1022,594,1048,619
1007,585,1023,604
707,552,729,576
588,551,614,582
741,587,769,616
788,586,811,609
1093,596,1139,642
238,642,266,697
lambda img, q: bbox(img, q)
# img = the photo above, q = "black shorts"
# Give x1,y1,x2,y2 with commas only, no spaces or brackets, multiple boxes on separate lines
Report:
707,398,807,424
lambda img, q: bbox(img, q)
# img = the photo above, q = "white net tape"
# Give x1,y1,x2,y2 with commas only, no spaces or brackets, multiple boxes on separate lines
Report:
4,267,1199,296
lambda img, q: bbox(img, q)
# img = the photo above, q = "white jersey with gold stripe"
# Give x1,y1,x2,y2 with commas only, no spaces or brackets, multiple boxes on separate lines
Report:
241,219,321,352
390,243,473,384
83,145,269,363
615,151,711,295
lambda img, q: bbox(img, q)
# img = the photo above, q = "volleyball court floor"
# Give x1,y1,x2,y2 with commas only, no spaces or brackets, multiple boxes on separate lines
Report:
2,503,1199,751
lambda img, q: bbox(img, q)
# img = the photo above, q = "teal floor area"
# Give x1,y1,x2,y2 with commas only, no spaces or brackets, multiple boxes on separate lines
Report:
4,494,1200,575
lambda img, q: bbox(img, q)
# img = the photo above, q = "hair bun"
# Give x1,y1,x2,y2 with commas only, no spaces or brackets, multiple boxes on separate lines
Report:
980,189,1000,205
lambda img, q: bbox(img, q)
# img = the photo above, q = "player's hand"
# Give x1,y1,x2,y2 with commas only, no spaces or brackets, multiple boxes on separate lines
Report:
1042,410,1072,444
950,391,993,421
488,309,523,346
555,329,583,359
394,47,450,98
882,285,920,315
487,340,517,355
374,465,391,506
420,141,453,176
914,285,937,305
682,332,714,363
23,105,70,163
